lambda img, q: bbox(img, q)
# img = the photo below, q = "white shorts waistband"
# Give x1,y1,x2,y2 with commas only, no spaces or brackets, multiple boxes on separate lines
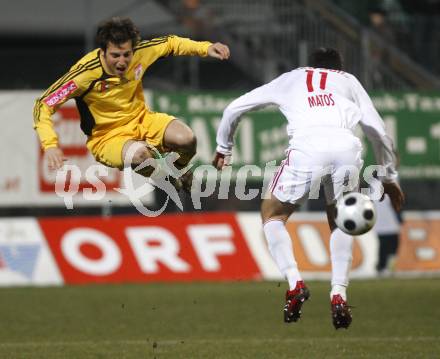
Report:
290,127,354,138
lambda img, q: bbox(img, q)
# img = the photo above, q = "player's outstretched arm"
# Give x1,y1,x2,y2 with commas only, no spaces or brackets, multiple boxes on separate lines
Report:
34,64,88,172
44,147,66,171
213,73,285,171
207,42,230,60
382,181,404,212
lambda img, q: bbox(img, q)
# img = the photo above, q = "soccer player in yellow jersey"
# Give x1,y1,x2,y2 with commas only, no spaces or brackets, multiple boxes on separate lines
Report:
33,17,230,190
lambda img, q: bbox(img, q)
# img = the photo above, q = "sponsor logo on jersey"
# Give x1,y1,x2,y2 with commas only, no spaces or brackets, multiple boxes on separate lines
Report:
44,80,78,107
134,64,143,80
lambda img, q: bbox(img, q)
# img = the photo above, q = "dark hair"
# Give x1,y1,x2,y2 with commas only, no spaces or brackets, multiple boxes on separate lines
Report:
369,6,388,16
309,47,343,70
96,17,140,51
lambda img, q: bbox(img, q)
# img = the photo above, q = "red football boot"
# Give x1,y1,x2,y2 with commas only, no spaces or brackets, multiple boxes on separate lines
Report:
331,294,353,329
284,280,310,323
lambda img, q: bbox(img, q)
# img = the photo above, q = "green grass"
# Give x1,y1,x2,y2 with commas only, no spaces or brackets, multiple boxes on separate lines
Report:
1,278,439,358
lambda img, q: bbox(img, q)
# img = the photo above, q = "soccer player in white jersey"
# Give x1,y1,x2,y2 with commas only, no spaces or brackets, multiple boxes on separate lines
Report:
212,48,404,329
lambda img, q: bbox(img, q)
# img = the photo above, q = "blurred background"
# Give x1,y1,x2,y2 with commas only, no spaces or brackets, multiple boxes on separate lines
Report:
3,0,440,91
1,3,439,356
0,0,439,285
2,0,440,215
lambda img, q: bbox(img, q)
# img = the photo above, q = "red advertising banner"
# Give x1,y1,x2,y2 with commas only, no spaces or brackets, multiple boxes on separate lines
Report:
38,213,261,284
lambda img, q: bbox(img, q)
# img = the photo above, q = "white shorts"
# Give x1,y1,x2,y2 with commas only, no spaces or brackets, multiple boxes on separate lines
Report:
269,130,363,205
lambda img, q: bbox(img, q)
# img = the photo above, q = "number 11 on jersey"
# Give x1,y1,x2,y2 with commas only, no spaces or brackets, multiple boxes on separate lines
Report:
306,70,334,107
306,70,328,92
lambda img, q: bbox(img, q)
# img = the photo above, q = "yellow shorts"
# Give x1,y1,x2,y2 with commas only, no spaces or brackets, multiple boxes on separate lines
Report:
87,111,175,169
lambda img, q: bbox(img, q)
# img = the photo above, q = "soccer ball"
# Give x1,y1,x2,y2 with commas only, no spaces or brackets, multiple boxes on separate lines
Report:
335,192,376,235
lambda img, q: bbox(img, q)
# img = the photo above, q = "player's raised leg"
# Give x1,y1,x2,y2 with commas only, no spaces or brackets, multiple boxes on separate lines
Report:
261,194,310,323
122,140,156,177
326,204,353,329
163,119,197,192
324,149,361,329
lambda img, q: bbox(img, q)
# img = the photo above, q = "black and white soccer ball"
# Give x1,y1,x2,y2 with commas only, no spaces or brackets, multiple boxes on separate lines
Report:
335,192,376,235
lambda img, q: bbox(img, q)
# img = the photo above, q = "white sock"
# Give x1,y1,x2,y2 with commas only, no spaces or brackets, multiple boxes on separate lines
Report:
263,220,301,290
330,228,353,301
330,284,347,301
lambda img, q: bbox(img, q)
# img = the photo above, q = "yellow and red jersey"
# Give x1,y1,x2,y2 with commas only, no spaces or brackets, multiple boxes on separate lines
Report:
33,35,211,150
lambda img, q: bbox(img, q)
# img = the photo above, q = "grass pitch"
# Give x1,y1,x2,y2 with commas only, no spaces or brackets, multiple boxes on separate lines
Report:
0,278,439,358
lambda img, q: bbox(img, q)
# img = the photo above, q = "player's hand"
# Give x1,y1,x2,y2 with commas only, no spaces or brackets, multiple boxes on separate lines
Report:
45,147,66,171
381,181,404,212
212,152,232,170
208,43,230,60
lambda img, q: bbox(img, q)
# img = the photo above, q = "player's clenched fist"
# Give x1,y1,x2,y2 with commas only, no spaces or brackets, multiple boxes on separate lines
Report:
44,147,66,171
208,43,230,60
212,152,232,170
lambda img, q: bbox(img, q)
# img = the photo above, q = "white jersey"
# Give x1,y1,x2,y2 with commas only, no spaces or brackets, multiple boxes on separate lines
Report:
216,67,398,182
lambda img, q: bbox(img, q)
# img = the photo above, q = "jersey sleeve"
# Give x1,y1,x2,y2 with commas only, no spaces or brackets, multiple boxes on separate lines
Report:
136,35,212,59
349,75,398,182
216,74,287,155
33,66,94,150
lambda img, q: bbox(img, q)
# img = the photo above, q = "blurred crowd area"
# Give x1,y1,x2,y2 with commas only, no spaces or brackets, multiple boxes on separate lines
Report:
1,0,439,90
331,0,440,78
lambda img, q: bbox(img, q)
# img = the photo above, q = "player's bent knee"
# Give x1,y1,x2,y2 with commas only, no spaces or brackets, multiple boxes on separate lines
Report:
261,198,277,223
182,132,197,154
164,119,197,153
174,130,197,153
261,196,297,224
131,147,153,166
130,148,156,178
123,141,150,167
173,132,197,167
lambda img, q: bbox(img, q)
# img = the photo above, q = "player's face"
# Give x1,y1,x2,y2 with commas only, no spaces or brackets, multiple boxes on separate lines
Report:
103,41,133,77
